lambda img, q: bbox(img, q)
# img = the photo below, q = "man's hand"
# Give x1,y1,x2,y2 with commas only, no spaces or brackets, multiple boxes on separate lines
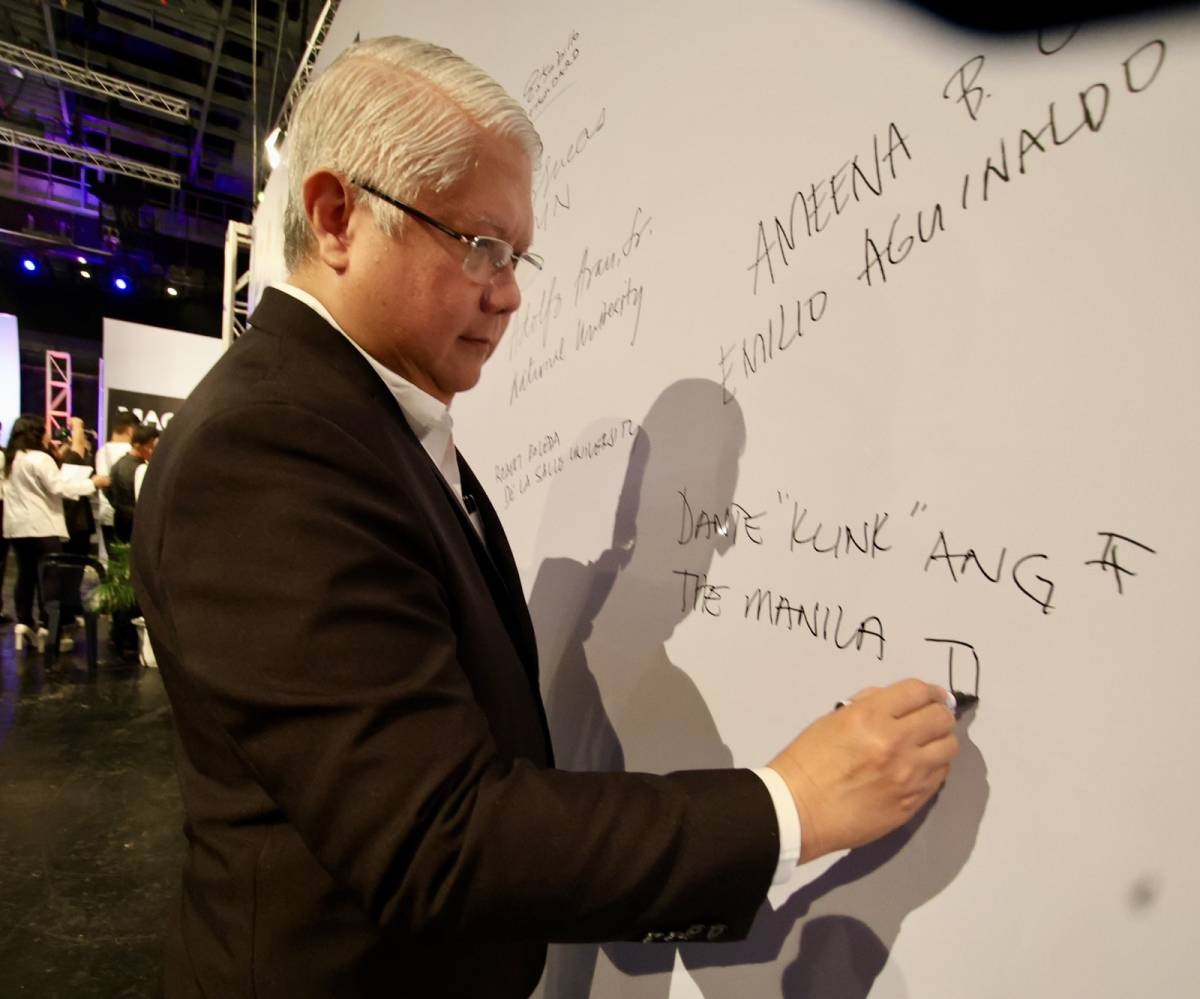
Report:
768,678,959,863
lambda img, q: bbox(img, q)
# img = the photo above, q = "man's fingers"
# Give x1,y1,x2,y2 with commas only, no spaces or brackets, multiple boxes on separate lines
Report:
875,678,953,719
915,731,960,771
895,699,958,747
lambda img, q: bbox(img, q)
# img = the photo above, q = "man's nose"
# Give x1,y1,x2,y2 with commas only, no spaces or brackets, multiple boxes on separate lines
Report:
482,268,522,314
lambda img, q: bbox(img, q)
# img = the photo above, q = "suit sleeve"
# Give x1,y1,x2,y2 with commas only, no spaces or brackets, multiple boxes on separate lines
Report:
137,402,778,944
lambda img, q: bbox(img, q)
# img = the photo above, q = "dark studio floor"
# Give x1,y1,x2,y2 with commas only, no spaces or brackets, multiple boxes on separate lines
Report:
0,607,185,998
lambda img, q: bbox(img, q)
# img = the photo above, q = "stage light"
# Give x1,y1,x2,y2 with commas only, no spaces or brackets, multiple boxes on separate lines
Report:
20,256,39,273
166,286,178,297
80,269,92,279
113,275,131,292
77,255,88,265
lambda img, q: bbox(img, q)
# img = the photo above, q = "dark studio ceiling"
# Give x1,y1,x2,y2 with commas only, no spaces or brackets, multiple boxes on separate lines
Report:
0,0,326,321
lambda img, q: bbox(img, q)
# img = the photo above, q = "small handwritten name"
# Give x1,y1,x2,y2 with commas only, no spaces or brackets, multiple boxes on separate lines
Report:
524,29,581,116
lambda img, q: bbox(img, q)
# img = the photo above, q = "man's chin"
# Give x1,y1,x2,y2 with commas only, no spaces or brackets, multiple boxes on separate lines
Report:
447,365,486,399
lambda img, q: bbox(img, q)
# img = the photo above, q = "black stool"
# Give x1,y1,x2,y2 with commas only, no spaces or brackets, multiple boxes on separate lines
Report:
38,553,106,671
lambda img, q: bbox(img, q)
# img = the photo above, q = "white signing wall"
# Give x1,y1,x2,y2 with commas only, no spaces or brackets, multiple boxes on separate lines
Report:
257,3,1200,997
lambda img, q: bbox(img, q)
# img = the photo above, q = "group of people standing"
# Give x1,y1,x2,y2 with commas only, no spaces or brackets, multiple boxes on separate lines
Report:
0,410,159,655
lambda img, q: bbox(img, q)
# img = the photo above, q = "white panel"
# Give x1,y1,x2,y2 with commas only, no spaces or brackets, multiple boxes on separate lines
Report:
0,313,19,441
101,318,223,398
249,168,289,311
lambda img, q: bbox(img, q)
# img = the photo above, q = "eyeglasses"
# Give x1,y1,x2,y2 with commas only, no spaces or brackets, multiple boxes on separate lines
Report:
354,180,543,284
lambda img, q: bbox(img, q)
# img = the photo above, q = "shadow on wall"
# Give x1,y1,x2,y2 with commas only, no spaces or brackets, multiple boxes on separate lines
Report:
527,379,989,998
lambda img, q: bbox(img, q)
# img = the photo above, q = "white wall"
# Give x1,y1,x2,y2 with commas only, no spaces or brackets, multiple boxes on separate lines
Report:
101,318,223,438
249,168,289,311
254,4,1200,997
0,313,18,444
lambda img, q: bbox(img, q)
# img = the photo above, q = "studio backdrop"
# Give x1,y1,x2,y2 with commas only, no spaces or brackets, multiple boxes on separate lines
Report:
100,318,223,439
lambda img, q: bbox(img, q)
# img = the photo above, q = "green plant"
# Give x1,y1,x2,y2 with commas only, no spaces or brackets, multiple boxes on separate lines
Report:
87,542,137,613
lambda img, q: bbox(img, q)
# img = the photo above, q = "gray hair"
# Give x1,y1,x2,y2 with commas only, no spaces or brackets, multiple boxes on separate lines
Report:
281,36,542,272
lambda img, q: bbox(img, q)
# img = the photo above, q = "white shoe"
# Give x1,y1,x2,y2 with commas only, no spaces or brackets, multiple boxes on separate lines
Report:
35,627,48,654
58,635,75,653
14,623,34,652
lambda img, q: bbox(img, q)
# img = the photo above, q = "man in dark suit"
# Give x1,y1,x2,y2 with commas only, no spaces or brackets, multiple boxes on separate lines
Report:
132,36,958,999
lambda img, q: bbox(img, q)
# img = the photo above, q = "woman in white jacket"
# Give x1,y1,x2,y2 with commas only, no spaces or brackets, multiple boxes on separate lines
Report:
3,415,109,652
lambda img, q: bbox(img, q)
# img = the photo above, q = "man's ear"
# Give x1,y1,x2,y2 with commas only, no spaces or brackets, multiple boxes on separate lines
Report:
302,171,356,270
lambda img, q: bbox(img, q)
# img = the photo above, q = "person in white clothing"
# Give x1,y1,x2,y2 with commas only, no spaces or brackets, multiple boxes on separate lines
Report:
3,414,110,651
94,411,137,554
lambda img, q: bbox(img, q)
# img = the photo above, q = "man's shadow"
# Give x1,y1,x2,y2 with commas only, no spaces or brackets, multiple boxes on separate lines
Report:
529,378,743,997
527,379,988,998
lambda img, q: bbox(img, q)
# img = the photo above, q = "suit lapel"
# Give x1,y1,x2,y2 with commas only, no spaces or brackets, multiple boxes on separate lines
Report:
456,457,553,765
456,456,538,665
436,454,552,763
250,289,551,754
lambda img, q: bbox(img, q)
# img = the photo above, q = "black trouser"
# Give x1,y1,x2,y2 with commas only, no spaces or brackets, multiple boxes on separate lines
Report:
64,531,92,558
12,537,63,628
113,511,134,546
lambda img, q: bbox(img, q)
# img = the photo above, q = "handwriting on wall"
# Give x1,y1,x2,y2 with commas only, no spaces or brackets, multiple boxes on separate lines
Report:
859,35,1167,287
672,486,1156,673
524,27,582,119
717,30,1169,404
748,123,914,295
495,420,639,509
497,21,1174,705
534,104,606,235
508,198,654,407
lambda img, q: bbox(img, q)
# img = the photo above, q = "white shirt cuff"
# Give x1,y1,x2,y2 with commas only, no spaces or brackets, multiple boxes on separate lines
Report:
751,766,802,886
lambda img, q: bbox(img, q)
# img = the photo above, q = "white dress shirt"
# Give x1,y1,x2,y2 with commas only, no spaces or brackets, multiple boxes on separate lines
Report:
274,282,802,884
3,449,96,540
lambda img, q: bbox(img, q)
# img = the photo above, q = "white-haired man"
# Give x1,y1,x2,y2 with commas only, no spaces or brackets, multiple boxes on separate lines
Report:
132,36,958,999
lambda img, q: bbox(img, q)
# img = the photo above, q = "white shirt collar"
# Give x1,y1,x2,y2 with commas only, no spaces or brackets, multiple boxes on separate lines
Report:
271,283,470,515
273,283,454,460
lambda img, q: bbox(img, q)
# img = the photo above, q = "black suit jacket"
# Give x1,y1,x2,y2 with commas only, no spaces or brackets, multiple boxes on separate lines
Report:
132,288,778,998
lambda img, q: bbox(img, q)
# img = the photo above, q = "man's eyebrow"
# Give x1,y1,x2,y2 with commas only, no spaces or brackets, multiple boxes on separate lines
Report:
471,212,509,235
474,213,534,252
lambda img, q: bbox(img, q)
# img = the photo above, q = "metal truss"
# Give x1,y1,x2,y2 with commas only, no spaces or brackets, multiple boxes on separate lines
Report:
221,220,253,347
0,125,181,188
45,350,72,437
269,0,340,158
0,40,191,122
